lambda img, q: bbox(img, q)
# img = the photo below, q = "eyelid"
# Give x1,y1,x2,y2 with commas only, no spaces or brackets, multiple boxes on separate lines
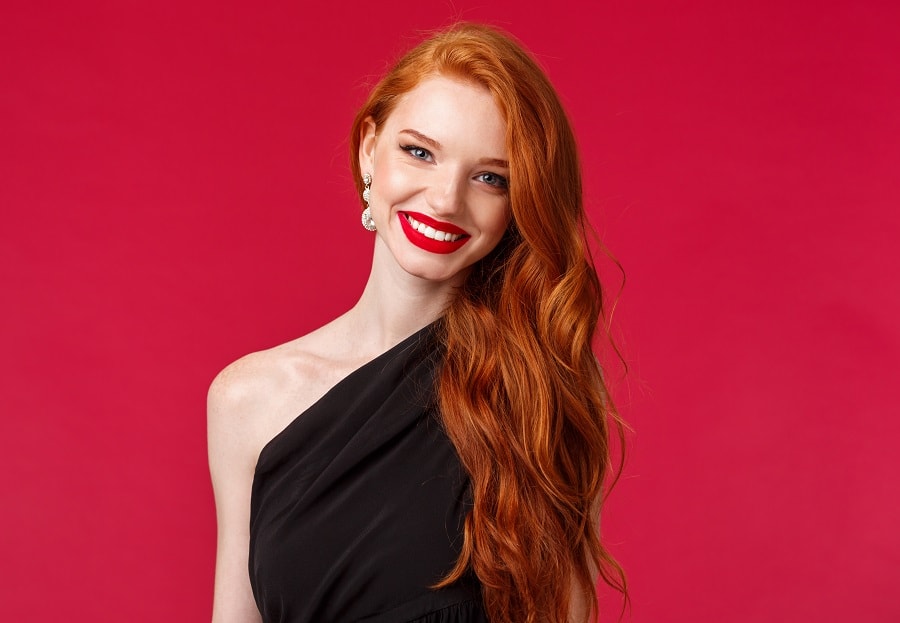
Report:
400,144,433,161
477,171,509,189
399,144,508,189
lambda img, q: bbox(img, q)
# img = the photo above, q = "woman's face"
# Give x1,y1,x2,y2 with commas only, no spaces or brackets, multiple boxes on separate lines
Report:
359,75,511,285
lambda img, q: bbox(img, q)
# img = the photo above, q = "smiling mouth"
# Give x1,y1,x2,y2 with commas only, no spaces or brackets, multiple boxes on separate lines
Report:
398,212,471,254
403,213,466,242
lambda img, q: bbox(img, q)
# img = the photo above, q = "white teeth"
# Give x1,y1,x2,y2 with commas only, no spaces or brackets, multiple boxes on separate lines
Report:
405,214,463,242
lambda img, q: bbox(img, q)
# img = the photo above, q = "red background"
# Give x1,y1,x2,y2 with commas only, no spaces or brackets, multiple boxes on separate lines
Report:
2,1,898,620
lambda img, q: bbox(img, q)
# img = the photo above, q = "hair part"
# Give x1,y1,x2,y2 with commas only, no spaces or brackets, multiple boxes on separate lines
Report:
350,23,627,622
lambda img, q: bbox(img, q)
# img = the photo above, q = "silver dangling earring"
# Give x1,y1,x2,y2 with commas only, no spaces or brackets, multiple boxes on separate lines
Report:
361,172,376,232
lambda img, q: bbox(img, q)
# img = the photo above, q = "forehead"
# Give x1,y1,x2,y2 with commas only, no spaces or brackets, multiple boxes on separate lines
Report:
382,75,507,154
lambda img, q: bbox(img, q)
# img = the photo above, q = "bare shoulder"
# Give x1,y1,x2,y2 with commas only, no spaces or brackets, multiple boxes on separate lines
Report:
207,340,321,623
209,342,304,462
207,320,362,465
208,348,278,420
208,345,296,423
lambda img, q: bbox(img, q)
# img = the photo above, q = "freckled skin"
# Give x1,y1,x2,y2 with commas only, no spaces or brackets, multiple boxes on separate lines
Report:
359,76,511,287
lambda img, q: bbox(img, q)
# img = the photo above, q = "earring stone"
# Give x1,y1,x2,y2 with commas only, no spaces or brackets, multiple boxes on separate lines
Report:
361,172,376,231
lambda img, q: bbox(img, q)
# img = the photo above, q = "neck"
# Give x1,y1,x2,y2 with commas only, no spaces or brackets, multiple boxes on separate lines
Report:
341,240,465,352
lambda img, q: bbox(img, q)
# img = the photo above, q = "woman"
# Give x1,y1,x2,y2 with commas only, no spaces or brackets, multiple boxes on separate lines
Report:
209,23,625,623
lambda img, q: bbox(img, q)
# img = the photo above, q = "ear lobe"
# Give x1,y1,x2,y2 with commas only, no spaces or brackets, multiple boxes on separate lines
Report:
358,117,377,173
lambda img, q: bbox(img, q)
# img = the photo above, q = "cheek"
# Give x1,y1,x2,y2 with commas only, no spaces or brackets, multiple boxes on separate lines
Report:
375,158,421,204
483,204,511,239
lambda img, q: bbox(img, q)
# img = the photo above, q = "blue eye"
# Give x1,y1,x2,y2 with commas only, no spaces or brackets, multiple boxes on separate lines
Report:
401,145,432,161
477,172,508,189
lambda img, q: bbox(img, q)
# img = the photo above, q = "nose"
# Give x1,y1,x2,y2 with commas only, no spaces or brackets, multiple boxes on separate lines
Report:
425,169,466,217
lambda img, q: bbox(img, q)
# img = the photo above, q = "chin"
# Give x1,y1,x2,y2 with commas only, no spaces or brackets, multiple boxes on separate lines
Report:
394,253,471,285
405,264,468,285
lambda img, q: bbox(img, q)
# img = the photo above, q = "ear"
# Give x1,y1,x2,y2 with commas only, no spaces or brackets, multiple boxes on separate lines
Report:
358,117,377,174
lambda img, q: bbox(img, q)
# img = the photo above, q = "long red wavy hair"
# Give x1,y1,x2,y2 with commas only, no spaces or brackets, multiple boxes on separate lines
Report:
350,23,626,622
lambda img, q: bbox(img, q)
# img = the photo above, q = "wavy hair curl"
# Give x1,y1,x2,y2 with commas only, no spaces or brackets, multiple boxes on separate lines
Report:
350,23,626,623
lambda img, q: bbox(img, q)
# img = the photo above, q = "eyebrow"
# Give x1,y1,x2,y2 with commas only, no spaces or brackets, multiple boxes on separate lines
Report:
400,129,442,150
478,157,510,168
399,128,509,169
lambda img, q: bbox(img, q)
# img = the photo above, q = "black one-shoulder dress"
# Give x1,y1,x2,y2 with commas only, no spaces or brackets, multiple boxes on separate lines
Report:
249,324,488,622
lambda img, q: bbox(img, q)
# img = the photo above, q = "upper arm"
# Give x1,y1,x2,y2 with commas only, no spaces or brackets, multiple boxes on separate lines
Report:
208,363,264,623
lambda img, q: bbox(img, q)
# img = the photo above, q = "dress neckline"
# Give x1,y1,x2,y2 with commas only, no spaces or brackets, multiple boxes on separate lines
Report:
254,321,439,473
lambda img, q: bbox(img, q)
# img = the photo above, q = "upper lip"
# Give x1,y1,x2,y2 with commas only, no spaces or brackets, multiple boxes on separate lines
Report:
401,211,469,236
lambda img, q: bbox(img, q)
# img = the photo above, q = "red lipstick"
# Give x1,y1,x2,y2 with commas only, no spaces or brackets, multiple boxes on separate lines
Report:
398,211,470,254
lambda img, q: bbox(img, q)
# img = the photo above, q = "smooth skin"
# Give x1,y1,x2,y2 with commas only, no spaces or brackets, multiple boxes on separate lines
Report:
208,75,511,623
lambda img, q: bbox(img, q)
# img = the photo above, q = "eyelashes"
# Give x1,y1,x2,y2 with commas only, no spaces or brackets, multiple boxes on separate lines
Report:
400,144,432,161
399,144,509,190
476,172,508,189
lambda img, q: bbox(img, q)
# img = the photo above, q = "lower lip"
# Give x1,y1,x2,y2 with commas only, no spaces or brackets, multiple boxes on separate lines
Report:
398,213,470,254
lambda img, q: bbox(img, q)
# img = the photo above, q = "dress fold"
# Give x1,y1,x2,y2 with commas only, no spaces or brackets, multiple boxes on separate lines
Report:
249,323,488,622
